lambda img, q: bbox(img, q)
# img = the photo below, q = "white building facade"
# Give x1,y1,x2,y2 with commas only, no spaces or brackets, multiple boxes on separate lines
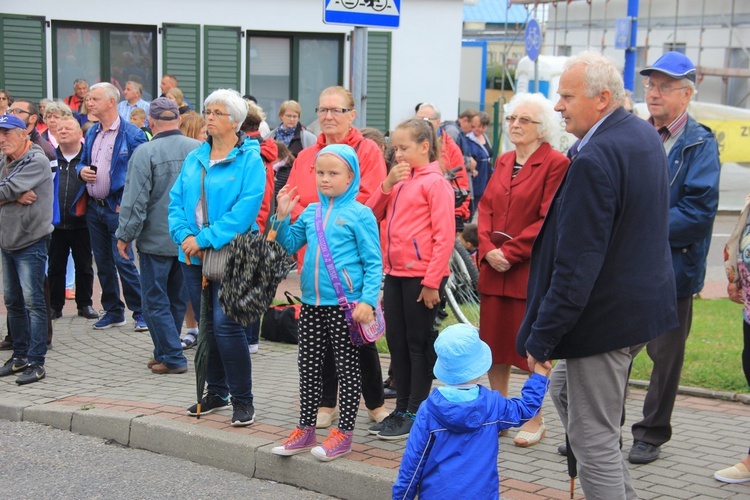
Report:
1,0,465,131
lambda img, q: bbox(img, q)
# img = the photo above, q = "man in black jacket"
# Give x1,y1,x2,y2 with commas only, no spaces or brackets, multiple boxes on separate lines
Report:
48,117,98,320
517,52,678,499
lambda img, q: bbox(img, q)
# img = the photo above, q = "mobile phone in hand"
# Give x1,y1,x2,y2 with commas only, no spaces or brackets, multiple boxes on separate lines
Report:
89,165,98,173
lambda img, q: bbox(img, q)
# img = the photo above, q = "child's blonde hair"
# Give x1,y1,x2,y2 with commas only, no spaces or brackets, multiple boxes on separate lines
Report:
395,118,441,164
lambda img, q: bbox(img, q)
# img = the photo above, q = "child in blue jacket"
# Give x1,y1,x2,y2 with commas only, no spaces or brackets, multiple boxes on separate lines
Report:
393,324,551,499
271,144,383,461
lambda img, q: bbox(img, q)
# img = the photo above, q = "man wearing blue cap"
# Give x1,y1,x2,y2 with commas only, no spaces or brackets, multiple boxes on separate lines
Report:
0,114,54,384
629,51,721,464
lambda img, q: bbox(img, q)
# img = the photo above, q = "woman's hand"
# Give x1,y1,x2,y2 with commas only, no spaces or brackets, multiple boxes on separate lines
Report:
276,185,299,219
486,248,511,273
383,162,411,193
352,302,375,324
181,235,203,259
417,286,441,309
728,282,743,304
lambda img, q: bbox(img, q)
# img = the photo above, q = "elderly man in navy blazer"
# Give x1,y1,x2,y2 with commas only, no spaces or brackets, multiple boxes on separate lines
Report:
517,51,678,499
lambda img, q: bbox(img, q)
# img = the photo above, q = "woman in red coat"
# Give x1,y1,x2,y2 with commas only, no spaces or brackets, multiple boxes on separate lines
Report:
477,93,569,447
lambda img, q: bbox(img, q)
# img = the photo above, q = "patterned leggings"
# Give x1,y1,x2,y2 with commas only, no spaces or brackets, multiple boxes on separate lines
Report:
298,305,362,431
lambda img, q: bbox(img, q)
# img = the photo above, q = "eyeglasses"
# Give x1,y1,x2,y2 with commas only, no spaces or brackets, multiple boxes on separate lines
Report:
282,114,299,120
8,108,31,116
315,107,352,117
643,81,689,95
0,97,8,101
202,109,231,118
505,115,541,125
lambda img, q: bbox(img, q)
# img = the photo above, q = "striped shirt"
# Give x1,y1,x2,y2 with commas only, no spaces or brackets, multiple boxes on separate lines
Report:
86,117,120,199
649,111,688,155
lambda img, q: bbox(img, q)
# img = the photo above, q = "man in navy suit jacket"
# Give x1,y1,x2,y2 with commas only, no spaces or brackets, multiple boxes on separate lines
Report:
517,52,678,499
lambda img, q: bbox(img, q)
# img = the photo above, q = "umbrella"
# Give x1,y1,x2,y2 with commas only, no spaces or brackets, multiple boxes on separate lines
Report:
193,274,212,419
565,433,578,499
219,224,290,325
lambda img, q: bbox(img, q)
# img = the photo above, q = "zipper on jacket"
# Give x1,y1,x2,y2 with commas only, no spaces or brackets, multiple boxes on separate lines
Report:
342,268,354,293
315,199,335,305
670,139,702,187
412,238,422,261
385,178,409,270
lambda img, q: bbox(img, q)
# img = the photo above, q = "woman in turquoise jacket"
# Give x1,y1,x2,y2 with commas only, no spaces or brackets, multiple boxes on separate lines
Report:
270,144,382,462
168,89,266,427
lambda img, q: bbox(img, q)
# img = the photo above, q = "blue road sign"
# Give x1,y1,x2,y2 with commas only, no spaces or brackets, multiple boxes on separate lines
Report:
615,18,632,50
324,0,401,29
525,19,542,62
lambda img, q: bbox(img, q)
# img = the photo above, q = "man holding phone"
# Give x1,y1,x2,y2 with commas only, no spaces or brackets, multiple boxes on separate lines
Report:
75,82,148,331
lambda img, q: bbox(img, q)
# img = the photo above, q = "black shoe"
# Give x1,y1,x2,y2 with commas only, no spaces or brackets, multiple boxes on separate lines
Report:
231,400,255,427
383,386,397,399
50,310,63,320
187,393,231,416
0,357,29,377
78,306,100,319
368,410,398,435
558,443,568,456
16,364,46,385
377,411,414,440
0,339,12,351
628,440,660,464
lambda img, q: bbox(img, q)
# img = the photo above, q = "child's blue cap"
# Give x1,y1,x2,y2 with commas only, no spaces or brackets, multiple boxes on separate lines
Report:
433,324,492,385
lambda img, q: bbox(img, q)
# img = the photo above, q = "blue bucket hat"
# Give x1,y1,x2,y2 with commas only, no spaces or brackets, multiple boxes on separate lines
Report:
433,324,492,385
0,114,27,130
640,51,696,83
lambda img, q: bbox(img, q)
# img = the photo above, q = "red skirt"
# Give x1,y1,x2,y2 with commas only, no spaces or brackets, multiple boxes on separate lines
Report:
479,294,530,372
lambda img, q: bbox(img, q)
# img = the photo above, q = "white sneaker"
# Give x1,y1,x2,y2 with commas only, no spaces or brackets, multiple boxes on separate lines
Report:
248,343,259,354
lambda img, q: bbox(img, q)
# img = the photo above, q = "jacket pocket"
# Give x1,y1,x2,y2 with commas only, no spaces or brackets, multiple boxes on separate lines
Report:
342,268,354,293
412,238,422,261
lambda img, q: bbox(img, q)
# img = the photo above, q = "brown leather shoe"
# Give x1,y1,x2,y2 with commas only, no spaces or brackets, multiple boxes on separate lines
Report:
151,363,188,374
147,358,159,368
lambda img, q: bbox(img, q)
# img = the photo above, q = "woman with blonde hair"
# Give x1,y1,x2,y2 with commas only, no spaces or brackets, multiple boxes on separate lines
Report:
167,87,191,115
268,99,316,156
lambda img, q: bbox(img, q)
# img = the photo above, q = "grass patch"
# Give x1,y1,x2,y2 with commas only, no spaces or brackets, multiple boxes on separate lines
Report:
631,297,748,393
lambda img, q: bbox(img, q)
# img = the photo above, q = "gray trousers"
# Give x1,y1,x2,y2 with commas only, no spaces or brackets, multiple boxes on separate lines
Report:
551,348,638,500
631,296,692,447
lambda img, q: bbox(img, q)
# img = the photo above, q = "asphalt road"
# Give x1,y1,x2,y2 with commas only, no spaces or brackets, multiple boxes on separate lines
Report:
0,420,332,500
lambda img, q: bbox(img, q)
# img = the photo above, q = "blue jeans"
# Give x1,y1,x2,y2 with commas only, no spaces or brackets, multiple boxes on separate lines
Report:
2,237,50,365
86,201,141,317
245,320,260,345
139,253,188,369
181,263,253,403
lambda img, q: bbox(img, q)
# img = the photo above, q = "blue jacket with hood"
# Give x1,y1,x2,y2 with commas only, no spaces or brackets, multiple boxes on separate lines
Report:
273,144,382,308
392,376,548,500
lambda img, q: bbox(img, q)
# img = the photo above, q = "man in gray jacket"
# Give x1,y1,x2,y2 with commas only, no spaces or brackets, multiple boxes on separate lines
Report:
0,114,54,384
116,98,200,374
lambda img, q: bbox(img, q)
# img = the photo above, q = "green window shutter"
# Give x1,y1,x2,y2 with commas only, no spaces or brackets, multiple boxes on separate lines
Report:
163,24,200,107
204,26,241,96
366,32,391,132
1,15,46,101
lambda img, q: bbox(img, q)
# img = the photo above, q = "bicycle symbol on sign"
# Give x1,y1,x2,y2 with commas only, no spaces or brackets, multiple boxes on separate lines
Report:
340,0,389,12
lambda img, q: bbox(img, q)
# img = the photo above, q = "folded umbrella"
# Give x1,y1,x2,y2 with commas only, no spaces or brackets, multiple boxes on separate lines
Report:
219,225,290,326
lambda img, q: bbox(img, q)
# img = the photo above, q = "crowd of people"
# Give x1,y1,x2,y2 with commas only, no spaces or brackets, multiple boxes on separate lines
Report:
0,48,746,496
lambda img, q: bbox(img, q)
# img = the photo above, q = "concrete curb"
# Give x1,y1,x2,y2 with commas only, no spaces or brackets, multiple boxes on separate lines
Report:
2,400,397,499
628,379,748,403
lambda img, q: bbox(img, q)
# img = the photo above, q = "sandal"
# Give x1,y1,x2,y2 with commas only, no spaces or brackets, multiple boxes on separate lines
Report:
513,418,546,447
181,333,197,350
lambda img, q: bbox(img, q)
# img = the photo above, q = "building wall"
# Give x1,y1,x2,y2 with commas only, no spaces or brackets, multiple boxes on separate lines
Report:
3,0,465,129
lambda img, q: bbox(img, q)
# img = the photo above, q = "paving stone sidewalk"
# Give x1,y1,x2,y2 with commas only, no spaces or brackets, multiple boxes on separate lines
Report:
1,281,749,499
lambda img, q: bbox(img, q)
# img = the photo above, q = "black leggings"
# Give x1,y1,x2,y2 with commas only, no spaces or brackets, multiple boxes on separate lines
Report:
297,305,361,431
383,275,446,414
743,320,750,388
320,341,384,410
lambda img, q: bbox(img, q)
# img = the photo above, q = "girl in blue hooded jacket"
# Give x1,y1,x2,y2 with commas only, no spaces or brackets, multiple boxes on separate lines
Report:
270,144,383,462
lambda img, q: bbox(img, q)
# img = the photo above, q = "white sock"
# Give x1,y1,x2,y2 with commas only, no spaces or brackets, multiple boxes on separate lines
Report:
186,327,198,335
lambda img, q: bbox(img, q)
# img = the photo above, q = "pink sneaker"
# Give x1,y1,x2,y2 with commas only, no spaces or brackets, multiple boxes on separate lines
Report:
272,426,317,456
311,428,353,462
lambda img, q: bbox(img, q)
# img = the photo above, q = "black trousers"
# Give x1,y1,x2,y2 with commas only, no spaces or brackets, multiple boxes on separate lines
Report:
383,275,446,414
48,226,94,312
320,339,384,410
743,320,750,388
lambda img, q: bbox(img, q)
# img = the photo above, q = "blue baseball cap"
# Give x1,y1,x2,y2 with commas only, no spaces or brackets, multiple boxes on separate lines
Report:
433,324,492,385
640,51,696,83
0,114,26,130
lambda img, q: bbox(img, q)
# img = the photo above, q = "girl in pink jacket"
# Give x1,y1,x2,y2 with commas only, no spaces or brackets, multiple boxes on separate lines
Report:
366,118,455,440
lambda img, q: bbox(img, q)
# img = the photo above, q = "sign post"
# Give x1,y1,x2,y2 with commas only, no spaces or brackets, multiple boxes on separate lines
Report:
324,0,401,128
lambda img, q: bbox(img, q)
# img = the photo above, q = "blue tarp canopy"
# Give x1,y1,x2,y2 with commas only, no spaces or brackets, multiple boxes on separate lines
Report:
463,0,529,24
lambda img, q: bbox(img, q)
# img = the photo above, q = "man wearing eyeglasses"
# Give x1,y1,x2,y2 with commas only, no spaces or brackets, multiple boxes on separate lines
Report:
628,51,721,465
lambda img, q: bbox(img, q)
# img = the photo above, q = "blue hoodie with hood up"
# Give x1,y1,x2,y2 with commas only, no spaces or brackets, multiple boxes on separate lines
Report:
273,144,382,308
